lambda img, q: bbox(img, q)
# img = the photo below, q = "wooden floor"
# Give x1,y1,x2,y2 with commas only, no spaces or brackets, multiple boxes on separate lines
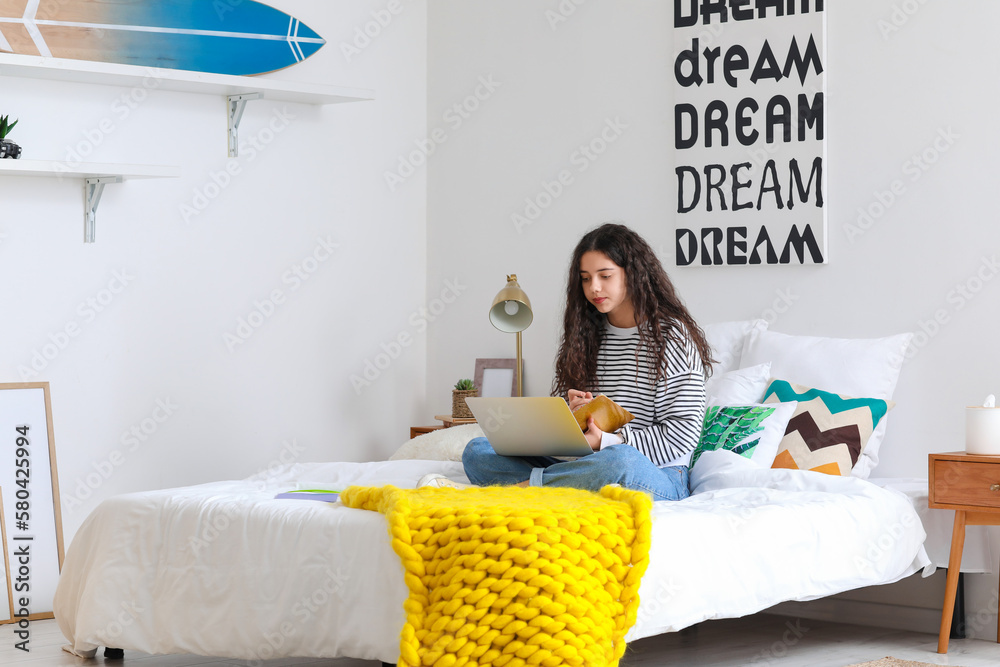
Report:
3,615,999,666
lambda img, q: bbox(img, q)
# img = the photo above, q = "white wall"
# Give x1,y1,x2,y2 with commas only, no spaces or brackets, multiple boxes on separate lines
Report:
0,0,428,543
427,0,1000,638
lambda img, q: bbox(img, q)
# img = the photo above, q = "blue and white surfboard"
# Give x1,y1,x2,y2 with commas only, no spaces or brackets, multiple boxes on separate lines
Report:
0,0,325,76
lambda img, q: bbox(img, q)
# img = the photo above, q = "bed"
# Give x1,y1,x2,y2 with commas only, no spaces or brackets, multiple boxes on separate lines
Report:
53,457,930,662
54,321,931,661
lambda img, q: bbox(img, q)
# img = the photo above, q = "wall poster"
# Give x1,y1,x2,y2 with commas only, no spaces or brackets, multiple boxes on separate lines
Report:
673,1,827,266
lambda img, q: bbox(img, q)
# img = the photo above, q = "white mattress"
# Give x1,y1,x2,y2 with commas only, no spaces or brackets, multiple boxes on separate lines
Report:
53,460,930,663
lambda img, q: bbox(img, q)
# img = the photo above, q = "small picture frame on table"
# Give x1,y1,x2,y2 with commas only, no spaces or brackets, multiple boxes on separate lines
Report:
474,358,519,398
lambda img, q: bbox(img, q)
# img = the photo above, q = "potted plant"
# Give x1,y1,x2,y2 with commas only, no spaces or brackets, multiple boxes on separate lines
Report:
452,378,478,419
0,115,20,159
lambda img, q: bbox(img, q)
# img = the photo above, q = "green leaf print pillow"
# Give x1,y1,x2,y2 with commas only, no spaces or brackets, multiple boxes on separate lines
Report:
690,402,799,471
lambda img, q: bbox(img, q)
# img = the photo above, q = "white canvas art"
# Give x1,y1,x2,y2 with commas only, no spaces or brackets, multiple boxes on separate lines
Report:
672,1,827,266
481,368,516,398
0,384,63,625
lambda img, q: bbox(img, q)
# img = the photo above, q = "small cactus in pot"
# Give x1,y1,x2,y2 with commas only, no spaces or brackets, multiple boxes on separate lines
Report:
452,378,478,419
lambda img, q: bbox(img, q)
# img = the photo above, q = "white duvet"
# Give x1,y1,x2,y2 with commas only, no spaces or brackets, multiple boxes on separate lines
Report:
53,460,930,663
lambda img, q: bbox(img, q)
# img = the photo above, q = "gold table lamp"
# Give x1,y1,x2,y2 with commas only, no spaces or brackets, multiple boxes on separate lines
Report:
488,274,532,397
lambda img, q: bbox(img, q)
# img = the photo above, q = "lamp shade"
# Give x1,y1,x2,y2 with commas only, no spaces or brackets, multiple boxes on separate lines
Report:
489,274,533,333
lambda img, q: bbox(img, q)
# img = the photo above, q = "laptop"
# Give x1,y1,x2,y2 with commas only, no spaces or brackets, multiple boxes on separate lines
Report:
465,397,594,457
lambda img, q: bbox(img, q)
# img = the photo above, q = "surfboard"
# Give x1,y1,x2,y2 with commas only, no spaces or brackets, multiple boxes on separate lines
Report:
0,0,326,76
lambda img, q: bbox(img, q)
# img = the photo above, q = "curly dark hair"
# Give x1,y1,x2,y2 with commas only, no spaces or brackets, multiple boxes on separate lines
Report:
552,222,714,397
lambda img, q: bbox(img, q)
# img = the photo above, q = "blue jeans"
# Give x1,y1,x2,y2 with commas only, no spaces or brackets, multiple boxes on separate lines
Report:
462,437,690,501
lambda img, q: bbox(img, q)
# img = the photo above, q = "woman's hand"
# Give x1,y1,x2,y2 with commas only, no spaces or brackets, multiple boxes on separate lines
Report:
567,389,593,412
583,415,604,451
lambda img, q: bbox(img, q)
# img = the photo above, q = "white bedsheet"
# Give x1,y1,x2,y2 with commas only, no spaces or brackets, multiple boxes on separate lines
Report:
53,460,930,663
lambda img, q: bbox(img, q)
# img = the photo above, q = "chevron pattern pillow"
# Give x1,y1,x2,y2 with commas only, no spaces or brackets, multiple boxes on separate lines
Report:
763,379,895,476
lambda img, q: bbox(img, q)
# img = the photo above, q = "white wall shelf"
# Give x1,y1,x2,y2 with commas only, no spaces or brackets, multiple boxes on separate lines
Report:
0,159,180,243
0,159,178,180
0,53,375,156
0,53,374,105
0,54,373,241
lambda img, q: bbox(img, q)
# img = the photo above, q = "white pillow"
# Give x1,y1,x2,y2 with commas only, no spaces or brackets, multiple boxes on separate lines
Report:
688,450,758,494
689,401,798,492
703,319,768,376
738,328,913,479
705,362,771,405
389,424,484,462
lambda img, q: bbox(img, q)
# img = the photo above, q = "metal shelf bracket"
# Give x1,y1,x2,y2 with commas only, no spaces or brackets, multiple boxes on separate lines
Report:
228,93,263,157
84,176,122,244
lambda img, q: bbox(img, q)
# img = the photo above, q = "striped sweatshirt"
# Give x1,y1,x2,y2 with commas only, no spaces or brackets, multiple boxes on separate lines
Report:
594,320,706,467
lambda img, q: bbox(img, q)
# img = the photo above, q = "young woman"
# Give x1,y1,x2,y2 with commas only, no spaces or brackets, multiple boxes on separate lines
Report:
421,223,712,501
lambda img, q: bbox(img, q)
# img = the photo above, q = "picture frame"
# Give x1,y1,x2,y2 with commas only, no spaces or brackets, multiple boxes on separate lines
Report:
0,382,64,624
474,358,520,398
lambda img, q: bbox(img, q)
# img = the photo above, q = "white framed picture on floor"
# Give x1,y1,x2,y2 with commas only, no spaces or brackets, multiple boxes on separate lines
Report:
0,382,64,624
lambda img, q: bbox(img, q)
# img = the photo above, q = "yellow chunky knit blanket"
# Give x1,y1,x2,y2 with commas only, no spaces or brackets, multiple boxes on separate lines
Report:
340,484,652,667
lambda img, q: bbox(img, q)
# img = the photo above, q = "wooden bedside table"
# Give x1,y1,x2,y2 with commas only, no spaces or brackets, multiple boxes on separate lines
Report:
409,425,444,439
928,451,1000,653
409,416,478,439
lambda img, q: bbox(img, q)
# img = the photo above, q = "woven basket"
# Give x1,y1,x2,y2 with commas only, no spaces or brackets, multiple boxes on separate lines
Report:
452,389,478,419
